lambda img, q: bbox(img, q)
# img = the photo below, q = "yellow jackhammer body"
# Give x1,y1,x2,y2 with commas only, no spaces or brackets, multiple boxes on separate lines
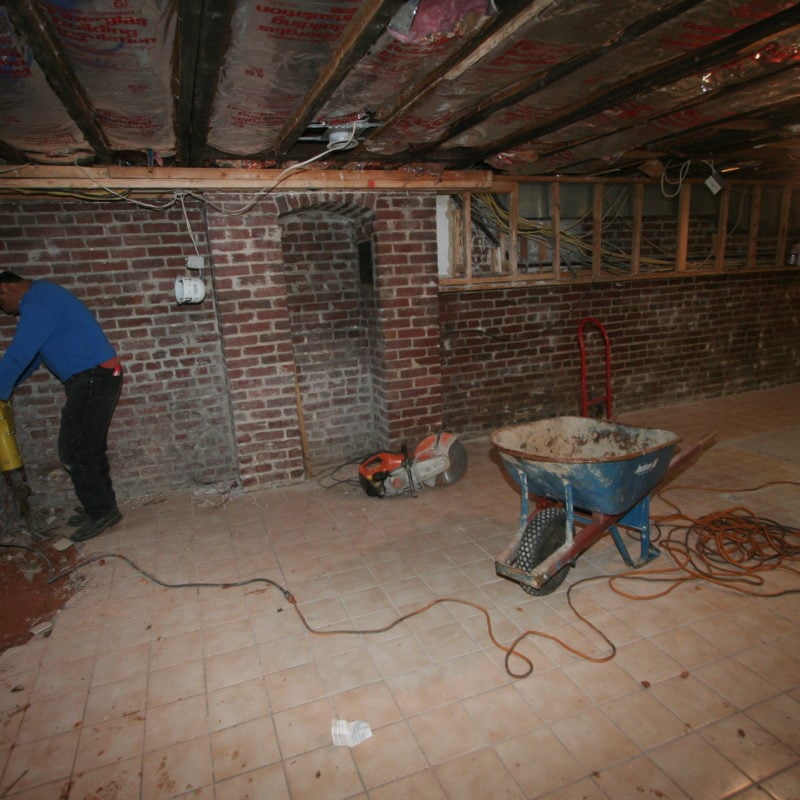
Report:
0,399,32,525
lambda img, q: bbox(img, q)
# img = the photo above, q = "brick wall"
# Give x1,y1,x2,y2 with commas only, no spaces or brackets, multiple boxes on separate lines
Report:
0,199,239,510
0,191,442,510
440,270,800,434
1,192,797,513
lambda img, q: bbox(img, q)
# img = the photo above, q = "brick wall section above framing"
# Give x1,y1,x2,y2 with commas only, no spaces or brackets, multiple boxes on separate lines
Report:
440,271,800,435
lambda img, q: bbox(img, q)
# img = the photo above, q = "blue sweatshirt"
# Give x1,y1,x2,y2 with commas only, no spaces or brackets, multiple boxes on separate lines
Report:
0,280,116,401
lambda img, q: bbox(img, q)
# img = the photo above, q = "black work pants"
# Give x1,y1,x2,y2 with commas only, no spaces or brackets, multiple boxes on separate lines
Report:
58,365,123,518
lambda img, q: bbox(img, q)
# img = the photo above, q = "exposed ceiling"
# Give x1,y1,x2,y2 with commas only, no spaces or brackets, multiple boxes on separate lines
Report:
1,0,799,183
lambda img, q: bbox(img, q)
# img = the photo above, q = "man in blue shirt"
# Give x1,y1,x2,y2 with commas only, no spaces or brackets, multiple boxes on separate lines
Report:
0,271,123,541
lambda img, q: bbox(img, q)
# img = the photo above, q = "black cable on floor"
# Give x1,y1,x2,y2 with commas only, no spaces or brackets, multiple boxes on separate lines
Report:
46,552,296,602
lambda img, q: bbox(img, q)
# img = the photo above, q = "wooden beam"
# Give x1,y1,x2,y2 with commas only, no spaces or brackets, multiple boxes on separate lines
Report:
746,185,762,268
0,165,500,193
715,189,729,271
550,183,561,279
777,186,792,267
676,183,691,271
592,183,603,276
631,183,643,275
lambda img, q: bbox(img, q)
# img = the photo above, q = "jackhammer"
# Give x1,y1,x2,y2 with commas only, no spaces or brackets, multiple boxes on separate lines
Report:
0,399,32,527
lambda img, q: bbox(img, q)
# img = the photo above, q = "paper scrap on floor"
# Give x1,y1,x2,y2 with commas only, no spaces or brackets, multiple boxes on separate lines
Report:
331,719,372,747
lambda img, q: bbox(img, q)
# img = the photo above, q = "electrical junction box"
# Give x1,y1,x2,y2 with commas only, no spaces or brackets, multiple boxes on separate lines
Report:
186,255,205,271
704,170,724,195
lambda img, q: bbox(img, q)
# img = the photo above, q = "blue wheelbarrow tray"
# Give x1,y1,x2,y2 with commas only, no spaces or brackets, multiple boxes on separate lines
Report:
491,416,684,591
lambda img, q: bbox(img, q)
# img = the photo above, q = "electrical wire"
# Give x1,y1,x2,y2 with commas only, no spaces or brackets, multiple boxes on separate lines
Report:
1,543,606,679
3,476,797,680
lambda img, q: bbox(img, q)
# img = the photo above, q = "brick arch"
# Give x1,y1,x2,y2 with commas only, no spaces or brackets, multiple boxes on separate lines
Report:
274,192,379,223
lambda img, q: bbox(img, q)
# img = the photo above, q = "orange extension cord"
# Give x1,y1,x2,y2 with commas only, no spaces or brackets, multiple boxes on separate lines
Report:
291,479,800,679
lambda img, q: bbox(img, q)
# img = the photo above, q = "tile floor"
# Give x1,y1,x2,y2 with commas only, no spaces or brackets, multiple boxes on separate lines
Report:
1,384,799,799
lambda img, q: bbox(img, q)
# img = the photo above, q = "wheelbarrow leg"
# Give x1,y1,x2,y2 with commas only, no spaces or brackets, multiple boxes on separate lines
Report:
610,495,660,567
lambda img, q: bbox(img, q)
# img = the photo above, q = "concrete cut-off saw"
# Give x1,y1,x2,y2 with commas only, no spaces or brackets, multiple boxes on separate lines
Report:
358,431,467,498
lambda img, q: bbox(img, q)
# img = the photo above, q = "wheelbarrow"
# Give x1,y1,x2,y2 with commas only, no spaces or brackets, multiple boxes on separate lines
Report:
491,416,713,595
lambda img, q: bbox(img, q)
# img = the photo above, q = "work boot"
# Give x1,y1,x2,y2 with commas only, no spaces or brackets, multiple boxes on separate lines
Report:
69,509,122,542
67,508,90,526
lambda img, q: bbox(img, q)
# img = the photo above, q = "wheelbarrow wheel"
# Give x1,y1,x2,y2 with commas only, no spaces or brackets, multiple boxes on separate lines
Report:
514,507,570,596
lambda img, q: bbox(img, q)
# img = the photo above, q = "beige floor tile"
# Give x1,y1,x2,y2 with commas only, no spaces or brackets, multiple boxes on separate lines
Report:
495,727,587,797
66,755,142,800
202,617,256,656
282,744,364,800
613,639,683,684
257,632,314,674
537,776,611,800
462,684,542,743
562,658,641,704
601,688,688,749
649,625,725,668
649,673,734,729
332,681,403,730
514,668,593,722
141,735,213,800
439,650,508,698
757,763,800,800
265,662,327,712
144,694,207,752
317,647,382,694
386,665,457,717
84,672,147,724
273,696,336,757
407,702,486,765
210,716,281,782
15,690,87,744
0,729,79,793
698,712,799,783
204,645,262,692
74,714,145,773
594,755,690,800
351,720,427,788
744,694,800,751
30,656,94,702
435,747,525,799
207,676,271,731
367,768,448,800
550,706,640,773
734,642,800,692
648,733,752,800
147,659,205,708
369,634,433,677
148,629,204,671
694,658,781,709
214,761,290,800
417,621,480,662
91,642,150,688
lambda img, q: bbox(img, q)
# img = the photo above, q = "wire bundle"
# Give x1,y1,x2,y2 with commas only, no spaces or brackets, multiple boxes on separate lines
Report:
613,506,800,599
